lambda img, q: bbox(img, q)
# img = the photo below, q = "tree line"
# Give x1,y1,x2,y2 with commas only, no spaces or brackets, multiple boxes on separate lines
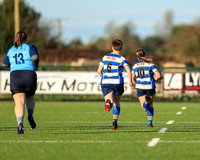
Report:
0,0,200,66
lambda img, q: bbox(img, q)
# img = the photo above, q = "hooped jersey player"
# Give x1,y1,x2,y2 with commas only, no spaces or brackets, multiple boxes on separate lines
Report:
99,52,129,85
132,60,158,89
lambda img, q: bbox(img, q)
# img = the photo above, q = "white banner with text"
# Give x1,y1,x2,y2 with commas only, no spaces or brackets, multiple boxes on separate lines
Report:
0,71,131,95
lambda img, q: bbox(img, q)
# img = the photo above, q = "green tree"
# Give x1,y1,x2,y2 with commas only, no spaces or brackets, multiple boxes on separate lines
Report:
165,23,200,65
92,21,142,53
0,0,58,54
0,0,14,53
67,38,83,49
143,36,166,55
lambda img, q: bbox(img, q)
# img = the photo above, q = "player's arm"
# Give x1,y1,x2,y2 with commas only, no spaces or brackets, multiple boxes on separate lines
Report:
151,64,163,80
125,65,133,89
154,70,162,80
132,72,136,86
2,52,10,68
30,45,39,70
97,64,104,77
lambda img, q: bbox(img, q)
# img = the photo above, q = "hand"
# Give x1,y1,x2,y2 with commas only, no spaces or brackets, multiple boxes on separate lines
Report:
129,83,134,90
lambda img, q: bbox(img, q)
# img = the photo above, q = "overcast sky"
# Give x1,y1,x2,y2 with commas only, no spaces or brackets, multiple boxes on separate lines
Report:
1,0,200,44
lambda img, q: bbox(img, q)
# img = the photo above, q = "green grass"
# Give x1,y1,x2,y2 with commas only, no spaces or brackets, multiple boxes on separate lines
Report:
0,101,199,160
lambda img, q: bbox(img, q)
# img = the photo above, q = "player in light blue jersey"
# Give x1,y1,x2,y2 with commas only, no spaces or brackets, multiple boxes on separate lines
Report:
97,39,133,130
2,31,39,134
132,49,162,127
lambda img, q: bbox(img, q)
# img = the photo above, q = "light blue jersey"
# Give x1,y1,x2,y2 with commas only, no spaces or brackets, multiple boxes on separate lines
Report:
99,52,129,85
3,43,39,72
132,60,158,89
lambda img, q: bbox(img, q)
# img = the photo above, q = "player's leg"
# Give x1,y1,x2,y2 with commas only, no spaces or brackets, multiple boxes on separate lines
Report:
137,89,154,127
24,70,37,129
112,95,121,129
104,91,114,112
137,89,150,111
112,84,124,130
147,95,154,127
26,96,36,129
101,85,113,112
138,95,153,126
138,95,149,111
13,92,25,134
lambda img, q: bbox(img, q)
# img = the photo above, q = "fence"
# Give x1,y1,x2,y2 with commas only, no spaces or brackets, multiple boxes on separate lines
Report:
0,65,200,102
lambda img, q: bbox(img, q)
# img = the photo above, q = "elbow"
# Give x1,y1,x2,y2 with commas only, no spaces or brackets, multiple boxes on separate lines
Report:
2,63,10,68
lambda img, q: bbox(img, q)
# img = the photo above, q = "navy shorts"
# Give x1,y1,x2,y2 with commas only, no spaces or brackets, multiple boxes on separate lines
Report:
136,89,156,97
101,84,124,97
10,70,37,96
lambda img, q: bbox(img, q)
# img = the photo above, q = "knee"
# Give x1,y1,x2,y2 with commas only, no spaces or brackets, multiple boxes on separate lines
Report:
143,108,148,112
15,99,25,106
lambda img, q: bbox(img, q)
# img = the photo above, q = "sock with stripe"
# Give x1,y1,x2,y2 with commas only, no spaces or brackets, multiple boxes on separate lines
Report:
113,106,120,122
147,106,154,124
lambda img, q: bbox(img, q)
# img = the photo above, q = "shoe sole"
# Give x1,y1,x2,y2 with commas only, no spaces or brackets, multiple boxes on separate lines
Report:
105,99,111,112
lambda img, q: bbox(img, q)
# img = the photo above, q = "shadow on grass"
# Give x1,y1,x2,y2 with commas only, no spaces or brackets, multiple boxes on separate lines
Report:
0,125,199,134
30,125,157,135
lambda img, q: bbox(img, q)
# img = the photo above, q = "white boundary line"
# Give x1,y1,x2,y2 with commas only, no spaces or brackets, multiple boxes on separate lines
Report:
158,128,168,133
160,141,200,143
148,138,160,147
176,111,182,115
166,120,175,124
0,140,147,143
181,106,187,110
0,140,199,144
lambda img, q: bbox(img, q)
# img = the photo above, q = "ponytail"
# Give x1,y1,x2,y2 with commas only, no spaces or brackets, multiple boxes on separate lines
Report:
14,31,28,48
136,49,152,62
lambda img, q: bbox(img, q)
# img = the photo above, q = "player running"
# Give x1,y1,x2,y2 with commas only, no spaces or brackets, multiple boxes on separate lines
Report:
97,39,133,130
132,49,162,127
2,31,39,134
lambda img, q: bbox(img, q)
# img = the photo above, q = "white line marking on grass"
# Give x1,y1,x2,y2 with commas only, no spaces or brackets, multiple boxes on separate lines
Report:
166,120,175,124
158,128,168,133
179,122,200,123
182,106,187,110
176,111,182,115
148,138,160,147
0,140,148,143
1,140,200,145
160,141,200,143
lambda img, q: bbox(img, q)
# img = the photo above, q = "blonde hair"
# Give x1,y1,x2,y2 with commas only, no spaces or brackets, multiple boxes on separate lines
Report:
136,49,152,62
14,31,28,47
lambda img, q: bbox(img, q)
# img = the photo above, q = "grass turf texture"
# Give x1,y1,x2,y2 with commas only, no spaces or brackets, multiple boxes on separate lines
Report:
0,101,199,160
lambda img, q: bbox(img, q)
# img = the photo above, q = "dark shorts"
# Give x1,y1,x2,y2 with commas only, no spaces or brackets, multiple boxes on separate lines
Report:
101,84,124,97
136,89,156,97
10,70,37,96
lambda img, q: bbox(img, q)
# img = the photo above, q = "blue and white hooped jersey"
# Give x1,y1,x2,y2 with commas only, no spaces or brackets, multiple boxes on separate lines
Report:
3,43,39,72
132,61,158,89
99,52,129,85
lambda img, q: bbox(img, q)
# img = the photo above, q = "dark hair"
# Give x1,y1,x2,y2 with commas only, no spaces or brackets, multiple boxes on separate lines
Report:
14,31,28,47
112,39,123,51
136,49,152,62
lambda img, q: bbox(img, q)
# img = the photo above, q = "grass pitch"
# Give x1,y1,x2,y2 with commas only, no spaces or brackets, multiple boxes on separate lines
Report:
0,101,199,160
